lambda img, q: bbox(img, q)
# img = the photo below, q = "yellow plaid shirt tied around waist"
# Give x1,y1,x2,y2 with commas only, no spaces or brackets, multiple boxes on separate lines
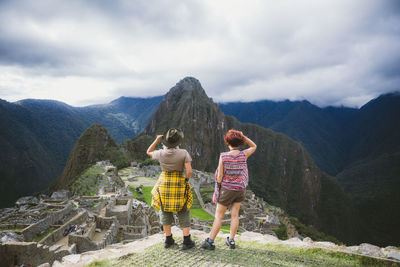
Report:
151,171,193,212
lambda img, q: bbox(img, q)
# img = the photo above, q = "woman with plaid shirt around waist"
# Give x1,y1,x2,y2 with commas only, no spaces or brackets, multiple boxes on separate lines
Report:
147,128,195,250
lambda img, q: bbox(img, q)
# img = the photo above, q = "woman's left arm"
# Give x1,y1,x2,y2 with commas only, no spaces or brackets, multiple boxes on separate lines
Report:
185,162,192,179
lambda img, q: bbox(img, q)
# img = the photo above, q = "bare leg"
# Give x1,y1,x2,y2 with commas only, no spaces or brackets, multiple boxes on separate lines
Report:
209,204,228,240
163,225,172,236
229,202,242,239
182,227,190,236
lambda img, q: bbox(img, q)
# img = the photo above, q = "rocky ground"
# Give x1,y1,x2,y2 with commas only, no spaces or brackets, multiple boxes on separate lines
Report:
52,226,399,267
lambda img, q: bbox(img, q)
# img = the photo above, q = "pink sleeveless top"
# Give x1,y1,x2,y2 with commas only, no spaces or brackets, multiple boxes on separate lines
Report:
218,151,249,191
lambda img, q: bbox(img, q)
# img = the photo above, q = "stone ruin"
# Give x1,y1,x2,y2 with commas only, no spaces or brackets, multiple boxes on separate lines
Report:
0,192,162,266
68,214,119,253
131,165,161,178
122,201,161,241
0,202,79,266
105,197,133,225
0,162,162,267
239,191,280,235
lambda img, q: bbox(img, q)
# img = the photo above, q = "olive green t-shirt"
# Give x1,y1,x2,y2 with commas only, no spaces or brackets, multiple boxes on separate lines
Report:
152,148,192,171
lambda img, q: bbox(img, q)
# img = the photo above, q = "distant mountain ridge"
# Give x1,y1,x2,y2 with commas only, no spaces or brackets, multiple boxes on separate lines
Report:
219,99,357,175
0,96,162,207
125,77,361,244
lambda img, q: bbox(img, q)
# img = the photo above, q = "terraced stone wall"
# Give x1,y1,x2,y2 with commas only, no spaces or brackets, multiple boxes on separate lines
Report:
105,197,132,225
39,210,88,246
0,241,52,266
69,216,119,253
21,203,75,241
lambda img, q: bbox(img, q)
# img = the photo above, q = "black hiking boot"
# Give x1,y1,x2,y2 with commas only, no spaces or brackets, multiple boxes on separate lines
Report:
164,234,175,248
225,237,235,249
182,234,195,250
200,238,215,250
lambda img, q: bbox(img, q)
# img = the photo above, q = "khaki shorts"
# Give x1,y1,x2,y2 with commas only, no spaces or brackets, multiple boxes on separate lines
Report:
217,187,246,207
160,209,191,228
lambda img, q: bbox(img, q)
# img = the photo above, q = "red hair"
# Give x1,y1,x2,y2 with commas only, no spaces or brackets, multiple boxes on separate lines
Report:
224,129,245,147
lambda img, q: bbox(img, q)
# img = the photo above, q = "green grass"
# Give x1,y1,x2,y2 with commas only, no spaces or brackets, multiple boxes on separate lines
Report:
273,223,288,240
128,186,153,205
190,208,214,221
87,259,114,267
142,186,153,205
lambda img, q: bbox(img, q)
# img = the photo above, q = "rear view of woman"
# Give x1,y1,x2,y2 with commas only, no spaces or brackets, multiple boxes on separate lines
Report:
201,129,257,250
147,128,195,250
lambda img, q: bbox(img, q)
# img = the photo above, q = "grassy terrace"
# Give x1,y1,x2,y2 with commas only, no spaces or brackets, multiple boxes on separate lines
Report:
87,236,394,267
69,164,106,196
33,227,56,242
191,188,214,221
191,208,213,221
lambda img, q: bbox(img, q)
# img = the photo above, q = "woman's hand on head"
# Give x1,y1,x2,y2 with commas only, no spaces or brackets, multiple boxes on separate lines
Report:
147,135,163,157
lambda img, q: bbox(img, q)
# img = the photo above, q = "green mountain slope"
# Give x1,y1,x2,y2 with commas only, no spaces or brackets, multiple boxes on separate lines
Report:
0,96,161,207
0,100,57,207
125,77,361,244
53,124,129,190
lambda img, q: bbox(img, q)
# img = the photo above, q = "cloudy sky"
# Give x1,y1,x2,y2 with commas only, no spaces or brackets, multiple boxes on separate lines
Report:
0,0,399,107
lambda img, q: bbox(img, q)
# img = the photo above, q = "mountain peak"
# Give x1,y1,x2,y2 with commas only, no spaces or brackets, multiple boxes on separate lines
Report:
143,77,218,138
175,76,202,90
167,76,206,96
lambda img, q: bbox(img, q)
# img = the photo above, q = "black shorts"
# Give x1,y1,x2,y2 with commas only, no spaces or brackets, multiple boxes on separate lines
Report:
217,187,246,206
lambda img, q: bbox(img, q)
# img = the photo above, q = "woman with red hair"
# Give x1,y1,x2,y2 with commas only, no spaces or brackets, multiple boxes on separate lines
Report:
201,129,257,250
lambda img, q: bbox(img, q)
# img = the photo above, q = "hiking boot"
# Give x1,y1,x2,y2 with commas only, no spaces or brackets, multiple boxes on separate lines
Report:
182,235,195,250
226,237,235,249
164,235,175,248
200,238,215,250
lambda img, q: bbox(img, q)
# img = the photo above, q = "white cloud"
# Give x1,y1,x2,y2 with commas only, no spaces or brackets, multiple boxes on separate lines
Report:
0,0,399,107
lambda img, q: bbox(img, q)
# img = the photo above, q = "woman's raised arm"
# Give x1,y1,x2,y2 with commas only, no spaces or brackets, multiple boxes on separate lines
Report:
146,135,163,157
243,135,257,158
